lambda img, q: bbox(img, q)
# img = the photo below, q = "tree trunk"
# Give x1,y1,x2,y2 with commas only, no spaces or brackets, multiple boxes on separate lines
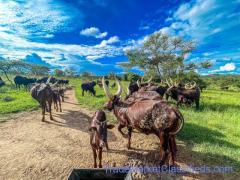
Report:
3,71,13,84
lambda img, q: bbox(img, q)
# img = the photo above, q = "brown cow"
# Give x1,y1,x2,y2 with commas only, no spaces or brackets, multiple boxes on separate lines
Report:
89,110,114,168
102,77,184,167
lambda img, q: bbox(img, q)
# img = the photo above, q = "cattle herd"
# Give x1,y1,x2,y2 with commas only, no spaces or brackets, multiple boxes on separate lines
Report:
89,76,201,168
0,74,201,169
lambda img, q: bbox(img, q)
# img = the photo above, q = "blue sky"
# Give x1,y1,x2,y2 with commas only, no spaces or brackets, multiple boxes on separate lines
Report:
0,0,239,75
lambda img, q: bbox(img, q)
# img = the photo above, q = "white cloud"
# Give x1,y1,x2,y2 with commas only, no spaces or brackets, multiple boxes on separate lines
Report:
0,0,79,38
80,27,108,38
95,36,120,48
219,63,236,71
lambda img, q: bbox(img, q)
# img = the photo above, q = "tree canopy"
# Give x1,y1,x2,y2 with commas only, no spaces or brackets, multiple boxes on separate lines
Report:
120,32,212,79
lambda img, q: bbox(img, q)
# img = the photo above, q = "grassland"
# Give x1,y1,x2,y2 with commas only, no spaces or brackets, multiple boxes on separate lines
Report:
0,77,239,173
0,85,38,117
70,78,240,172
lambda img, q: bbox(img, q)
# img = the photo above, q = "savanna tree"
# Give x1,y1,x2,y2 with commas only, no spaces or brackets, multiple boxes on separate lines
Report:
121,32,211,80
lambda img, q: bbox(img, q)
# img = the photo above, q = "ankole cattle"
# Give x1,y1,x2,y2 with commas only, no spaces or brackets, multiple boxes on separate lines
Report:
81,81,96,96
165,81,200,109
102,77,184,166
127,77,167,97
30,77,55,121
14,75,36,90
89,110,114,168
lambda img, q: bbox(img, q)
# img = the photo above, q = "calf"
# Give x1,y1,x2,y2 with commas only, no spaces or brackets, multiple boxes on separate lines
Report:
89,110,114,168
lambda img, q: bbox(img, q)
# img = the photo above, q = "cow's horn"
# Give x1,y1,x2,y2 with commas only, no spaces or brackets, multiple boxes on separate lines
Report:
127,87,130,96
102,77,113,99
141,76,144,83
191,81,196,88
137,80,140,87
147,76,153,83
115,77,122,97
46,76,52,84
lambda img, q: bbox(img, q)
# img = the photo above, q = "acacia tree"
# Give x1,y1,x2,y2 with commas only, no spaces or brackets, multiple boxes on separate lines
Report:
121,32,211,79
0,59,50,82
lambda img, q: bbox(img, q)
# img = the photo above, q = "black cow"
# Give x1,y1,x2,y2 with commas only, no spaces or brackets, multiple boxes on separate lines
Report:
127,82,139,95
31,83,54,121
57,79,69,86
81,81,96,96
14,75,36,90
166,85,200,109
37,77,58,84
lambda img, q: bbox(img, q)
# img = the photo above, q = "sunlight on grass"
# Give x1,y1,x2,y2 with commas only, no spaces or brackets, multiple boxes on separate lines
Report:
70,78,240,171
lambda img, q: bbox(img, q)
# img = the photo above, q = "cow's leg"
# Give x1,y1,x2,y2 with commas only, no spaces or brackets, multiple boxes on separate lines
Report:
92,147,97,168
118,123,128,138
98,148,103,168
196,99,200,109
127,127,133,149
41,104,45,122
58,97,62,112
168,135,177,167
48,100,53,120
159,131,169,166
82,90,84,96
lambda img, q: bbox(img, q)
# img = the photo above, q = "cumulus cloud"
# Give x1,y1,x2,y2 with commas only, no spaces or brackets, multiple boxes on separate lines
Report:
80,27,108,38
219,63,236,71
95,36,120,48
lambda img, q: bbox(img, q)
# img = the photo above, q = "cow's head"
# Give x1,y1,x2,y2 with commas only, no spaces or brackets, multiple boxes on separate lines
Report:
102,77,122,111
89,110,114,148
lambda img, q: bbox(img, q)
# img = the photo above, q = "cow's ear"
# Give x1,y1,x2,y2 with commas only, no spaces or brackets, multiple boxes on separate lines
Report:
89,127,97,131
107,124,114,129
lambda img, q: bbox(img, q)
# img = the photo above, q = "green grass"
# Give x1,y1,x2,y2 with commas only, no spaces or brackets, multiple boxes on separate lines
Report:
70,78,240,172
0,85,38,117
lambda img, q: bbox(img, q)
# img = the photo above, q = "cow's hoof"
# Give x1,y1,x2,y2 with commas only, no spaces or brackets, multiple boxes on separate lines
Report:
50,117,54,120
99,165,102,168
42,119,45,122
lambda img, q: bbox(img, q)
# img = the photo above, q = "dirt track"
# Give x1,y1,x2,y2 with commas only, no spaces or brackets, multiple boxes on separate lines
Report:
0,90,226,179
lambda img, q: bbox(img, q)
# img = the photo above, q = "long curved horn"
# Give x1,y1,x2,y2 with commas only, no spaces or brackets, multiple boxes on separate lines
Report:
166,78,172,87
115,77,122,97
141,76,144,83
46,76,52,84
126,86,130,96
102,77,113,99
191,81,196,88
147,76,153,83
137,80,141,87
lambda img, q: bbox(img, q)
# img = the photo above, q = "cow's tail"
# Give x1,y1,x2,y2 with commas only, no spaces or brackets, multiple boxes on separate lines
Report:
170,109,184,135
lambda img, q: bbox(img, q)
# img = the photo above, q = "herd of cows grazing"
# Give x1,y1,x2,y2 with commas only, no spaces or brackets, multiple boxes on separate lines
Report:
0,75,201,169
